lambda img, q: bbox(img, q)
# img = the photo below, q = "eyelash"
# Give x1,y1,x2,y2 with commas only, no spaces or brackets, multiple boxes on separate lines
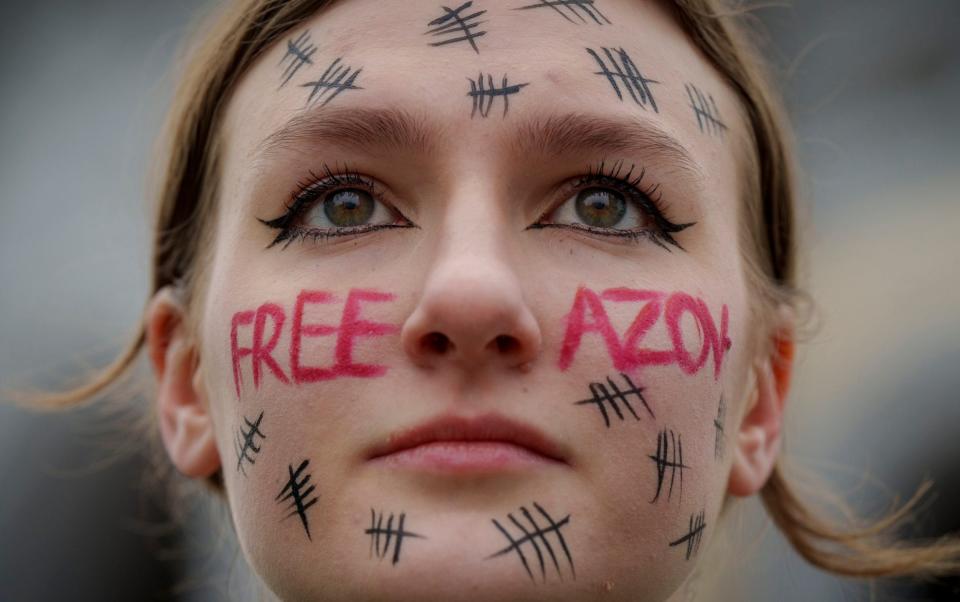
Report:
258,163,412,249
532,160,695,251
259,160,695,250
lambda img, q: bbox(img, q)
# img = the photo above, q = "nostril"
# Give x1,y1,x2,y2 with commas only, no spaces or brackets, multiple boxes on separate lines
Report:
493,334,520,354
422,331,453,355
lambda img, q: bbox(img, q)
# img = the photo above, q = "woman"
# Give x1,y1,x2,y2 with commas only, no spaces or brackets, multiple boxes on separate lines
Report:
36,0,960,600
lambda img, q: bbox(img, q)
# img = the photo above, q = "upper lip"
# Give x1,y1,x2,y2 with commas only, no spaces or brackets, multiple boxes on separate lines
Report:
366,412,568,464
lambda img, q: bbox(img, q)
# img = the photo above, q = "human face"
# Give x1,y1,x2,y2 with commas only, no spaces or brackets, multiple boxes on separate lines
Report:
201,0,751,599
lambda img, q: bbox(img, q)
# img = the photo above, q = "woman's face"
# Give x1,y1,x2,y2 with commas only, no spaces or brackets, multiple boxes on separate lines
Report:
200,0,752,599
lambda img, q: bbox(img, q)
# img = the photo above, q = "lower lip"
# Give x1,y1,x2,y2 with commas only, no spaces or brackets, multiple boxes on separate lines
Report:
376,441,557,473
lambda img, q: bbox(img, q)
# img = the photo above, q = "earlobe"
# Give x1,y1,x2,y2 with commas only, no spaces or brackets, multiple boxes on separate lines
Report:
146,287,221,478
727,315,795,497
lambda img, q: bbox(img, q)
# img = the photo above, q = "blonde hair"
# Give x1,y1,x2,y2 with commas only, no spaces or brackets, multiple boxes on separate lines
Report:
22,0,960,583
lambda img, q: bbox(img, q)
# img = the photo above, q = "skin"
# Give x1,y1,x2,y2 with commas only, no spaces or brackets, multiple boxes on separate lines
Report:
146,1,794,600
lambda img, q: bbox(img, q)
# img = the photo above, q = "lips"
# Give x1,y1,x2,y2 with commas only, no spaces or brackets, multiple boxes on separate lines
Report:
366,413,567,473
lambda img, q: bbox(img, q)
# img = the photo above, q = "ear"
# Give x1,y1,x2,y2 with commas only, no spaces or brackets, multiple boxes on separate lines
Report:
727,307,795,497
146,286,221,478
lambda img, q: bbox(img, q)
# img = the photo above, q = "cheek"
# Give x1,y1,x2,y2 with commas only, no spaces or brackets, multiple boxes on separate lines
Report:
200,282,406,485
204,286,402,404
203,284,410,580
548,284,746,587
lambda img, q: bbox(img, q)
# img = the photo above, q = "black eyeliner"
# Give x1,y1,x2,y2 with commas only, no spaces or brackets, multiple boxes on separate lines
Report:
258,164,412,249
531,160,696,251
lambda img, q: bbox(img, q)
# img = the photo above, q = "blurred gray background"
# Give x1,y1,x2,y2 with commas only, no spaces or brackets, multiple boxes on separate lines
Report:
1,1,958,600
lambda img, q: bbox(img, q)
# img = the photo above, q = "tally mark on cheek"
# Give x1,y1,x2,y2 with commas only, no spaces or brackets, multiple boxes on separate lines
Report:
685,83,727,137
587,47,659,112
574,373,654,428
425,1,487,54
365,509,426,565
467,73,529,118
276,459,319,540
235,410,266,476
669,510,706,560
301,57,363,108
713,394,726,460
487,502,575,583
278,30,317,89
514,0,611,25
649,429,688,504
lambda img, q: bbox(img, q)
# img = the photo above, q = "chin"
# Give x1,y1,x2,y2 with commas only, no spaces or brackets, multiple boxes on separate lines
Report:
252,538,686,602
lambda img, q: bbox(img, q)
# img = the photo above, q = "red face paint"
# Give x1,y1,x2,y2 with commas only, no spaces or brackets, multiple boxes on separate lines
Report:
231,310,255,399
252,303,289,388
290,290,338,384
665,293,731,378
558,286,731,378
558,287,628,371
603,288,675,369
332,289,400,377
230,288,399,399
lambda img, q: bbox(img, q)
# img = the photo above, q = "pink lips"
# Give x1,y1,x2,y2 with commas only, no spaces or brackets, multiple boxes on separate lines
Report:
367,413,567,474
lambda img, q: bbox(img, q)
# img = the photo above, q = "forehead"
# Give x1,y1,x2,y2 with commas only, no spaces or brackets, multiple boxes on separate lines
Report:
221,0,744,192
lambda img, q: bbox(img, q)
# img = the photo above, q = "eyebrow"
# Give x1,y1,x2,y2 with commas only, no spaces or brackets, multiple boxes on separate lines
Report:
509,112,703,179
256,106,440,159
255,106,703,180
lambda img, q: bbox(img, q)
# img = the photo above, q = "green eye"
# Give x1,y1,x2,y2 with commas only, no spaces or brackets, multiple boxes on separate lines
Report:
323,189,375,227
575,188,626,228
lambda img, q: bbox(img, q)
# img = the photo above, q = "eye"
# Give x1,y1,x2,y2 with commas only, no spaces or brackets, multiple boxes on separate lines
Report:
259,165,414,249
531,161,695,251
308,188,382,228
553,187,648,230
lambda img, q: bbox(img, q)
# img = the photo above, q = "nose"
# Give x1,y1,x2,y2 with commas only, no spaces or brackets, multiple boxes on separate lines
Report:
401,243,542,372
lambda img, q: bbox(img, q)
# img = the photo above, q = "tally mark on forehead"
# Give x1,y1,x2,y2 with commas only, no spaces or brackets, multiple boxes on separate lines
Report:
425,1,488,54
301,57,363,107
467,72,529,118
587,47,659,112
514,0,611,25
686,83,727,137
278,30,317,89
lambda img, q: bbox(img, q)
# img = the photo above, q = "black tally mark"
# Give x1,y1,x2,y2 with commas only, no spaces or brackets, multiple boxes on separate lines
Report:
487,502,575,583
276,459,319,540
467,72,529,118
669,510,706,560
278,30,317,89
685,83,727,137
713,394,726,460
587,47,659,112
301,57,363,107
574,373,654,428
235,411,266,476
426,1,487,54
515,0,611,25
648,429,688,503
365,509,426,565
